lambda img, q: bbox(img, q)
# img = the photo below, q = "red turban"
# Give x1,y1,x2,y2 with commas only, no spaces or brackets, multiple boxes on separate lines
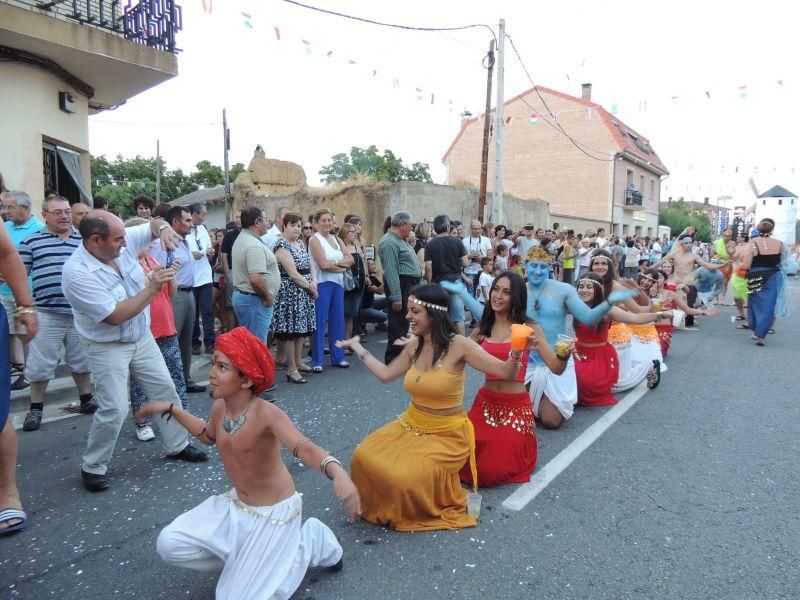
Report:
214,327,275,394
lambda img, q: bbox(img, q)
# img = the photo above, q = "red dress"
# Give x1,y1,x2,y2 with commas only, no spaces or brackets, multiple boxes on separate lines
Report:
459,340,537,488
574,321,619,407
655,294,675,357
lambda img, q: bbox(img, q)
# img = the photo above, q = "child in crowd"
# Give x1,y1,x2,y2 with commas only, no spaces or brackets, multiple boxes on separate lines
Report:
494,243,509,272
136,327,360,600
477,257,495,304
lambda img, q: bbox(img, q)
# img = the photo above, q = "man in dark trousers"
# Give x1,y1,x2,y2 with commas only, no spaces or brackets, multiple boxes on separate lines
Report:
377,211,420,364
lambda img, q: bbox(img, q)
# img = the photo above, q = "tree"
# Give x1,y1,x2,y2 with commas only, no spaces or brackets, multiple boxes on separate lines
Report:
89,155,241,218
658,199,713,242
318,145,432,184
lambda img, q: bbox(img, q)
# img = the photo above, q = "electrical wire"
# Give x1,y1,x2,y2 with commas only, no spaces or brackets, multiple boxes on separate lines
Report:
504,33,614,162
278,0,496,43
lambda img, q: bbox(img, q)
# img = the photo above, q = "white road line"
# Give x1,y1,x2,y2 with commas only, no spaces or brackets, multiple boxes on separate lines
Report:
501,381,649,512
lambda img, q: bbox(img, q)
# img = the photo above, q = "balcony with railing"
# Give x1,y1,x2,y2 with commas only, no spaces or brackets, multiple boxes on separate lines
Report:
1,0,181,109
6,0,182,53
624,187,643,207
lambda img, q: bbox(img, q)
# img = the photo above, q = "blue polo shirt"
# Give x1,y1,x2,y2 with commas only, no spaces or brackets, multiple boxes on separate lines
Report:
1,216,44,296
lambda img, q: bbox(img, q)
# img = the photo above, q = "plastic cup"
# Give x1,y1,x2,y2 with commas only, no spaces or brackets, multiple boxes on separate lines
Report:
730,315,736,323
466,492,482,519
555,333,572,356
651,299,662,312
510,324,533,350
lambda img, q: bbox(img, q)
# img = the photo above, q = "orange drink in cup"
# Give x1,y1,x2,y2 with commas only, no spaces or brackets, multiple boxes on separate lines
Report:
555,333,573,356
510,324,533,350
651,299,662,312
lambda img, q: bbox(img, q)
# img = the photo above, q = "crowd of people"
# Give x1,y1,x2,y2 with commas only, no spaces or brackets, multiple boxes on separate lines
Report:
0,174,795,597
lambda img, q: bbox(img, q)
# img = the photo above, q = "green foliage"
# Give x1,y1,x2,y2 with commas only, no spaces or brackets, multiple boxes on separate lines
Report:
795,220,800,241
658,199,713,242
318,145,432,185
90,155,241,218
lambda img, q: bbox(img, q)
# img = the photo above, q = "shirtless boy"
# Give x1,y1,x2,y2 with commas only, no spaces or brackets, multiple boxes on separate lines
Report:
136,326,360,600
655,235,726,326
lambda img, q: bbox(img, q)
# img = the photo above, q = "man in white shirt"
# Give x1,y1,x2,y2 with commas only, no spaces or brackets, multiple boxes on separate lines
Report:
596,228,609,249
261,206,289,250
462,219,493,297
62,211,207,492
188,203,215,355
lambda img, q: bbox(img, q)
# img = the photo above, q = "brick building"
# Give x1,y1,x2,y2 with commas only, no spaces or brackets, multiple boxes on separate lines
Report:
443,83,669,238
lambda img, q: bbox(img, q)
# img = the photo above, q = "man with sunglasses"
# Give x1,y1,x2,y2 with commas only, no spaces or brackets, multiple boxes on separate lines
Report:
16,195,97,431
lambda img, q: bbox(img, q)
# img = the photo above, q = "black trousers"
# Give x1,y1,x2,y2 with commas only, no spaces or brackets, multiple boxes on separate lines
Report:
685,285,697,326
384,275,418,364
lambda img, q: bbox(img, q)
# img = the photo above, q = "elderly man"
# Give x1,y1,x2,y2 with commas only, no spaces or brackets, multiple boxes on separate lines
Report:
187,203,215,355
231,207,280,346
151,206,206,394
377,211,421,363
262,205,289,250
0,191,44,390
17,196,96,431
62,211,207,491
462,219,493,298
71,202,90,229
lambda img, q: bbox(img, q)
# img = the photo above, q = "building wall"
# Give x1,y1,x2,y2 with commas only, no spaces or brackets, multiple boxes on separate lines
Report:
444,91,618,223
0,62,90,213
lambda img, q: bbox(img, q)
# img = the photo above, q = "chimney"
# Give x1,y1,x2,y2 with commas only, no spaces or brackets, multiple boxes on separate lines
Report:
581,83,592,102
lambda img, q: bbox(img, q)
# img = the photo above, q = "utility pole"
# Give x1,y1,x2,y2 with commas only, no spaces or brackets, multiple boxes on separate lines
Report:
155,139,161,203
491,19,506,226
477,38,495,222
222,108,232,222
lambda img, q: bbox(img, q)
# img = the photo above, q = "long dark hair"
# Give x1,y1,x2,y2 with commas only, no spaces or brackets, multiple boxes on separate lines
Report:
577,272,605,308
477,271,528,340
589,249,616,299
409,283,457,367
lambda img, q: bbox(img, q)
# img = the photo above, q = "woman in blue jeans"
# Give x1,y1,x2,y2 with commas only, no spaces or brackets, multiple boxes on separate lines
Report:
308,209,353,371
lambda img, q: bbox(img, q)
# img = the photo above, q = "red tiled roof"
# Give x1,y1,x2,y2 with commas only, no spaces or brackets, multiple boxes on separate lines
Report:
442,85,668,174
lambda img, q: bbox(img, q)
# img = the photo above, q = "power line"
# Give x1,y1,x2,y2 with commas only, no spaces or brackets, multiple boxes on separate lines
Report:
504,32,614,162
278,0,496,43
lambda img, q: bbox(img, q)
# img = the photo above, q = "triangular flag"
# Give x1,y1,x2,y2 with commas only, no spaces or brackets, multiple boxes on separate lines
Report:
348,59,357,65
448,100,454,112
416,87,422,101
738,85,748,98
393,77,400,88
302,39,311,54
430,94,435,105
202,0,212,13
274,26,280,40
241,11,252,28
553,111,559,124
610,104,618,115
326,50,333,57
530,112,538,125
372,70,378,77
585,107,592,119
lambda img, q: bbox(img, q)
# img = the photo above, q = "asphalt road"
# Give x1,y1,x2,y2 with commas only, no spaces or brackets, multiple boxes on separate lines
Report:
2,280,799,599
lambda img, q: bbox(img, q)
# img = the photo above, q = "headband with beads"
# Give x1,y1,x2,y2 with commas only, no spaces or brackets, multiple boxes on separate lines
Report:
409,297,449,312
577,278,603,288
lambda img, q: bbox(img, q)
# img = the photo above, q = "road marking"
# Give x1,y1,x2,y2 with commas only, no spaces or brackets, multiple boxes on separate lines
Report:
501,381,649,511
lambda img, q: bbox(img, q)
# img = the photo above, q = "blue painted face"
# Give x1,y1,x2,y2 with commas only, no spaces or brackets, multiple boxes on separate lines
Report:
525,261,550,286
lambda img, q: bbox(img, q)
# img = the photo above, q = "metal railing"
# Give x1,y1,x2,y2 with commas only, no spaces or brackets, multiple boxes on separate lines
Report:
624,189,643,206
8,0,182,53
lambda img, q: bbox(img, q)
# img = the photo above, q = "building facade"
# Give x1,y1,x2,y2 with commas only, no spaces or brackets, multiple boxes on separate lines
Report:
0,0,181,211
443,84,669,238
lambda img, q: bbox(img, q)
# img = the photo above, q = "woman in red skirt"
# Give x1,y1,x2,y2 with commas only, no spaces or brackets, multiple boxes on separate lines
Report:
574,274,672,406
455,272,568,488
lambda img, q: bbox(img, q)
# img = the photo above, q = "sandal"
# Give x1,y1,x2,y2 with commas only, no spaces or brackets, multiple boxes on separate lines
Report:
285,370,308,384
735,324,750,330
755,338,765,346
768,328,776,334
311,366,323,374
646,360,661,390
332,361,350,369
0,508,28,537
297,364,313,373
734,315,746,321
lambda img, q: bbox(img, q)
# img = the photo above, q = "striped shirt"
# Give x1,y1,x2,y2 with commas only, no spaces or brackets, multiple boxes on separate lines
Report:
18,228,83,314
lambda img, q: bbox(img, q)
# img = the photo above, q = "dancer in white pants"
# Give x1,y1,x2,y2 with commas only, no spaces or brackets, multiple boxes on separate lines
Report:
137,327,361,599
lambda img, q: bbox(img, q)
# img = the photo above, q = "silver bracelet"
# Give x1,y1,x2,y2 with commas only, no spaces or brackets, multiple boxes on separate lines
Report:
321,455,343,480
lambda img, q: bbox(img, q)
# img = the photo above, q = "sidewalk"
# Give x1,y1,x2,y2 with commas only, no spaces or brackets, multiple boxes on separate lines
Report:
9,353,213,429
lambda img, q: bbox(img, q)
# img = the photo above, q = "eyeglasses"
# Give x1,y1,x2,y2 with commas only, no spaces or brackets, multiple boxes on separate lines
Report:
45,209,72,216
302,226,312,230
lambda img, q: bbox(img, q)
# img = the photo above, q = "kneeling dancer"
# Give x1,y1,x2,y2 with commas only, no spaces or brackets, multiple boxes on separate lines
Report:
137,327,360,600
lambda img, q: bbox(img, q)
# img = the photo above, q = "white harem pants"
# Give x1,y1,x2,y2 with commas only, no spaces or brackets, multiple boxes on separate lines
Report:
157,490,343,600
525,356,578,420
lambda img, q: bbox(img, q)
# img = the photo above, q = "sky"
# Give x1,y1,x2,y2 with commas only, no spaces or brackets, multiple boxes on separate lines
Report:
88,0,800,212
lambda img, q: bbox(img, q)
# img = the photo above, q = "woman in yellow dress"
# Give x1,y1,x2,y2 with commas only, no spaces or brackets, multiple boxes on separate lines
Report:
336,283,536,532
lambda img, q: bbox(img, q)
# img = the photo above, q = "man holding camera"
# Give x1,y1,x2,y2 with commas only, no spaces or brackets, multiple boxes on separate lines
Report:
513,223,540,258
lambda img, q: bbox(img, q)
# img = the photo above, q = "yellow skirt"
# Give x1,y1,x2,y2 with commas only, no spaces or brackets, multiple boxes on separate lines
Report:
351,404,478,532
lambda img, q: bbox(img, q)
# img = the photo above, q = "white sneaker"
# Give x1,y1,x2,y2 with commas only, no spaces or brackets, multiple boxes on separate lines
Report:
136,425,155,442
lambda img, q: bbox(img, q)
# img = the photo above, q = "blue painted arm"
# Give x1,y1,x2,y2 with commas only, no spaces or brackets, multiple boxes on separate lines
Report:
565,287,637,326
440,279,484,320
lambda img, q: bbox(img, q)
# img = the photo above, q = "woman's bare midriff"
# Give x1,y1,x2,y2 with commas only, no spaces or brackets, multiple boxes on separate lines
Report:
483,380,527,394
411,402,464,416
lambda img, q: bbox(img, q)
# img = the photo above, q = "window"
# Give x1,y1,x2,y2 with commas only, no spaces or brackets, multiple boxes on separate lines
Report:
778,199,783,205
639,175,645,191
763,200,766,205
626,169,634,187
650,179,656,199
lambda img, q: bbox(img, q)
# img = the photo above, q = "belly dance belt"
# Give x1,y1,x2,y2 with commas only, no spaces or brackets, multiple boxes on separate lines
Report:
608,322,631,348
626,323,659,343
477,387,535,437
398,403,478,491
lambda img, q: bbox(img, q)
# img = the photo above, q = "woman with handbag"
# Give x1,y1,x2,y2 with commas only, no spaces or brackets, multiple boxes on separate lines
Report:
309,209,353,371
338,223,366,347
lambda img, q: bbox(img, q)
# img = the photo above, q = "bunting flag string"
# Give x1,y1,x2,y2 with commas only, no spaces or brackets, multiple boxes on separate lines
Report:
241,11,252,29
